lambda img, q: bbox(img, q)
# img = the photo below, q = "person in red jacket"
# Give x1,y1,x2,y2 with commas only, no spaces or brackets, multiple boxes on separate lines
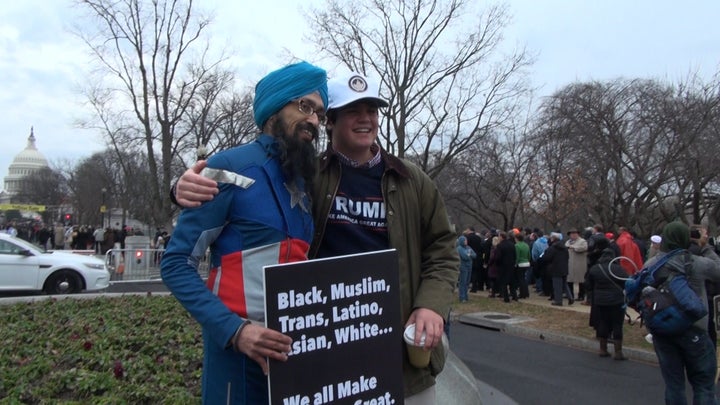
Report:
615,227,644,274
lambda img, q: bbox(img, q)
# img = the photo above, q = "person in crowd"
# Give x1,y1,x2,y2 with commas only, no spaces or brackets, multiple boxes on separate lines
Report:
494,231,517,303
5,222,18,237
161,61,328,404
487,234,501,298
688,225,720,351
605,231,621,258
647,234,662,260
53,222,65,250
585,237,628,359
464,226,484,293
457,235,477,302
93,226,105,254
173,71,459,403
38,225,51,250
631,230,648,263
584,224,607,305
514,231,531,299
586,224,609,258
539,232,573,306
565,228,588,302
64,226,76,250
103,227,116,254
530,230,549,295
524,230,537,291
616,226,643,275
649,221,720,404
479,229,493,291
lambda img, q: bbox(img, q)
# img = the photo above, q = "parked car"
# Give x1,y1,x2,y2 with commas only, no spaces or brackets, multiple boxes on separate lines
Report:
0,233,110,294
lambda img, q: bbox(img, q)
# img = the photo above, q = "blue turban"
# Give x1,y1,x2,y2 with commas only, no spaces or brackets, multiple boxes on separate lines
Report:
253,61,328,129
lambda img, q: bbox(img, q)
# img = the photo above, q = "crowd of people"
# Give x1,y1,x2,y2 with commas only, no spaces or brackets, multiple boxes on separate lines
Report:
2,219,152,255
457,225,660,306
458,223,720,403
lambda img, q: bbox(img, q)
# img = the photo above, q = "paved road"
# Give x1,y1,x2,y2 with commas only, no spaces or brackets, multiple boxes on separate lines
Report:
450,321,695,405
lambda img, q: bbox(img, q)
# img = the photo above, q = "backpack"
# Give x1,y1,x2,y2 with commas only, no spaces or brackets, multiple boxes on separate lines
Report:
624,249,707,336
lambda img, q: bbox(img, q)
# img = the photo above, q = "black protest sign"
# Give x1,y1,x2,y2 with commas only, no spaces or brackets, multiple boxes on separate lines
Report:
264,249,402,405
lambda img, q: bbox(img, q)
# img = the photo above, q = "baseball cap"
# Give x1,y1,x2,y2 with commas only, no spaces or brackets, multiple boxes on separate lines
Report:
327,72,389,110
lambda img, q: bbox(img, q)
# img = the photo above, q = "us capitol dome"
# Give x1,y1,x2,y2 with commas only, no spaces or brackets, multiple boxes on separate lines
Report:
1,127,49,202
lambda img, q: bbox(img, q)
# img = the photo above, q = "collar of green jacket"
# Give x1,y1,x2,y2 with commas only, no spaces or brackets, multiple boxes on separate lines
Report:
318,143,411,178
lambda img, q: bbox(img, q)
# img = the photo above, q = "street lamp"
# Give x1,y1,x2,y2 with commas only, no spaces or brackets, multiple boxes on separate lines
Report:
101,188,107,229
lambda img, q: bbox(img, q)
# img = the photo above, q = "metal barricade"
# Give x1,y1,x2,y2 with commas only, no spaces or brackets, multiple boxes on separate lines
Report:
105,248,210,282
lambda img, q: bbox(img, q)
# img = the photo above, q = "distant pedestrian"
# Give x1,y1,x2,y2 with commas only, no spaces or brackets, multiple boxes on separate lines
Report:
495,231,518,303
53,223,65,250
457,235,476,302
616,227,643,275
565,228,588,301
540,232,573,306
93,226,105,254
585,239,628,359
647,235,662,260
514,232,531,299
464,226,484,292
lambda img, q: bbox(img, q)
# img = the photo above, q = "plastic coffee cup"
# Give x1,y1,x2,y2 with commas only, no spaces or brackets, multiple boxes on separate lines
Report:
404,324,431,368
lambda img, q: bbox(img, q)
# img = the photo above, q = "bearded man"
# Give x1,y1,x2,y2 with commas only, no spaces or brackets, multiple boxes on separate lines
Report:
161,61,327,404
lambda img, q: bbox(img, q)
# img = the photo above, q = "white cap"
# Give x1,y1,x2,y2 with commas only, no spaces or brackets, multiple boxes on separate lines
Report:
651,235,662,244
327,72,389,110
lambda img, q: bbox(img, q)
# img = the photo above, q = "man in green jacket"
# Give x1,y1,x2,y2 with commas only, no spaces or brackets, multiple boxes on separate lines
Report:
174,71,459,404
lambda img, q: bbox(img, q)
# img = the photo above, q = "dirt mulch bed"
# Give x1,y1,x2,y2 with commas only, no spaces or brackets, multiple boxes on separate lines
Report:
451,295,654,351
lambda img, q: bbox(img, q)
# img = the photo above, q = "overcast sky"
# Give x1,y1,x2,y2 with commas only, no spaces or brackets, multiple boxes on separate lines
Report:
1,0,718,187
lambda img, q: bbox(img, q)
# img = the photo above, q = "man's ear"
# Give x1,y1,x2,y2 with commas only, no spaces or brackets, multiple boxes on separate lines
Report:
262,115,277,134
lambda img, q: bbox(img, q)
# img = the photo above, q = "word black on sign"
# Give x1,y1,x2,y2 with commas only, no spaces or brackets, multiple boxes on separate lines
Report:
264,249,402,405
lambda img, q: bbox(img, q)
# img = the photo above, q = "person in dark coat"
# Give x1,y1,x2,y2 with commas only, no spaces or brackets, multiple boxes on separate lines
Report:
487,236,501,298
464,227,485,292
540,232,573,306
495,231,518,303
585,240,628,359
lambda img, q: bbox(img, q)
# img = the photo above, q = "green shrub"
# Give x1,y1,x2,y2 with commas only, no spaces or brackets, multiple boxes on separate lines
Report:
0,295,203,404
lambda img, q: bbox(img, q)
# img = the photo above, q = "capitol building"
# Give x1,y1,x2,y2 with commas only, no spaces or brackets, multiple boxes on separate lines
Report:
0,127,49,204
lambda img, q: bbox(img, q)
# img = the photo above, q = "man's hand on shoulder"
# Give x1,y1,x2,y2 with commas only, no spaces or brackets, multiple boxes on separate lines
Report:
176,160,219,208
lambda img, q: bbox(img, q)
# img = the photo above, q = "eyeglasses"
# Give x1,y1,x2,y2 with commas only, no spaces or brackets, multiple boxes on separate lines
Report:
295,99,327,125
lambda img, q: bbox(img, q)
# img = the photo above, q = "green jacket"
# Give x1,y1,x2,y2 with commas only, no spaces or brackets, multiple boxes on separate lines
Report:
310,146,459,397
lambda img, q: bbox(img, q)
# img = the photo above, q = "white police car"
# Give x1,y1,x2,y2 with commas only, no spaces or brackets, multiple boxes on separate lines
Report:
0,233,110,294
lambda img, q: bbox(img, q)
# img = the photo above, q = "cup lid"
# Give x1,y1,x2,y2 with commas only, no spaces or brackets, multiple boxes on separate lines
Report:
403,324,427,345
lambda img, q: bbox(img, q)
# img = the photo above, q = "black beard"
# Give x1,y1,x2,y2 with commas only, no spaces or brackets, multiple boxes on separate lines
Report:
271,119,318,194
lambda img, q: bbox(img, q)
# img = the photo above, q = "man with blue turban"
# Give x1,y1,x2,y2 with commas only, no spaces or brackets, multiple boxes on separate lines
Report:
162,61,327,404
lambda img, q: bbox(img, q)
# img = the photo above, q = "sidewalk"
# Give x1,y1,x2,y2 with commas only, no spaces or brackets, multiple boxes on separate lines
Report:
459,290,657,364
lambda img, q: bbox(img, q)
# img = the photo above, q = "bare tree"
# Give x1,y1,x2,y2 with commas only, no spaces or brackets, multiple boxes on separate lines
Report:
178,81,257,158
73,0,230,228
529,77,720,235
14,167,68,208
664,77,720,226
66,150,153,228
440,130,535,231
308,0,532,178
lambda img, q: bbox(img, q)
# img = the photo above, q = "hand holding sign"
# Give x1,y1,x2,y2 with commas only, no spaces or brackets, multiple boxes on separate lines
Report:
235,323,292,375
